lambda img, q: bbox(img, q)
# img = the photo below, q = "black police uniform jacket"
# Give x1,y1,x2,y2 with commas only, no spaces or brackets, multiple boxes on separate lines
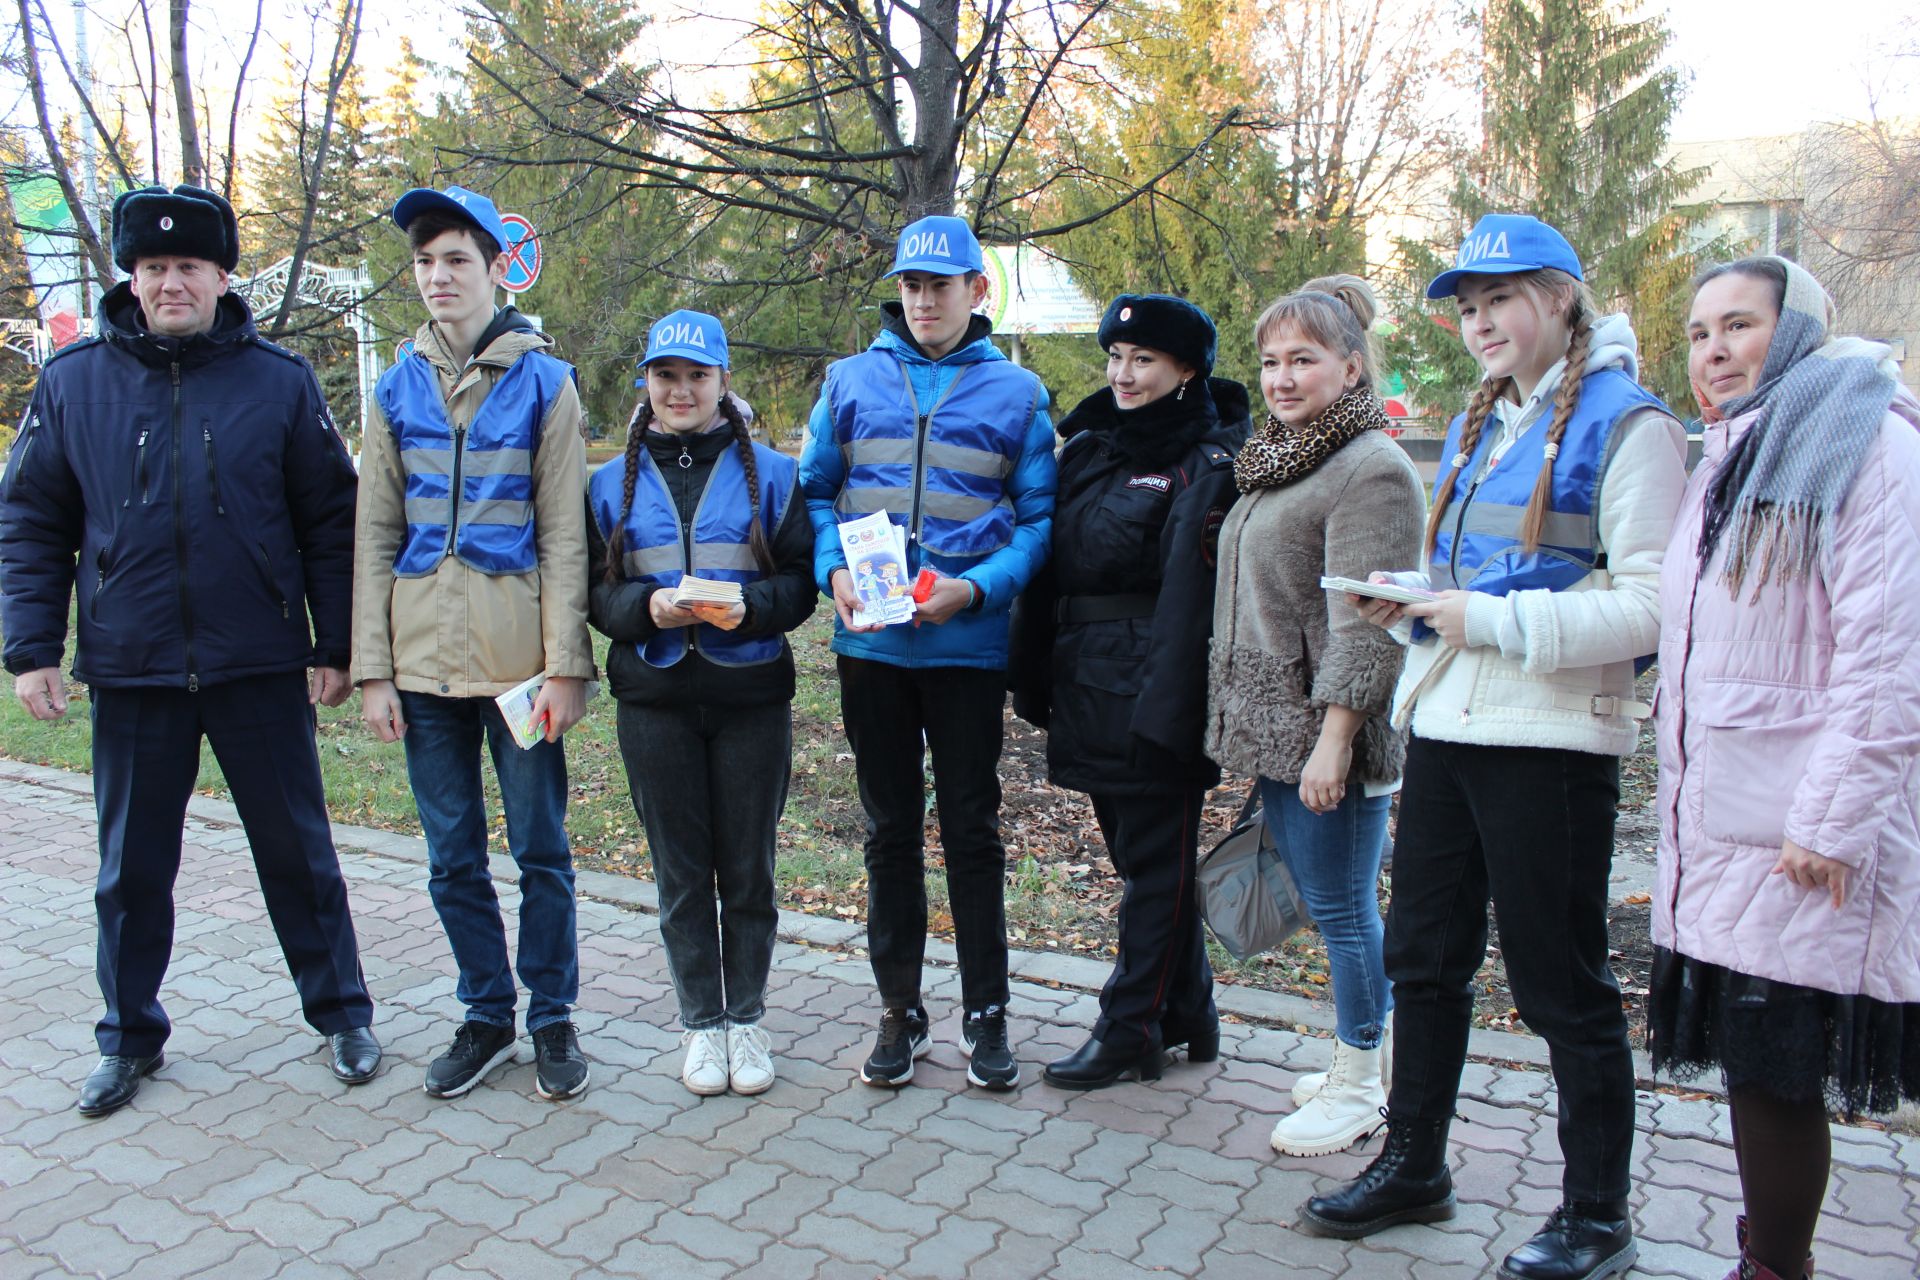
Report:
0,284,357,689
1010,377,1249,794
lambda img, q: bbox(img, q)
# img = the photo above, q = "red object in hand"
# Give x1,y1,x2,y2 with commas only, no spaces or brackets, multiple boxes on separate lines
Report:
911,569,939,603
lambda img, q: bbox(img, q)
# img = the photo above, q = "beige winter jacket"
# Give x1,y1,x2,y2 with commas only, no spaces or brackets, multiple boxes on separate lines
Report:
350,321,594,697
1206,430,1425,785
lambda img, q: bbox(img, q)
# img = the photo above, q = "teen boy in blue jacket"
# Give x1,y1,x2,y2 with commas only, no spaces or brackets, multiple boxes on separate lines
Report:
0,184,380,1116
799,216,1057,1090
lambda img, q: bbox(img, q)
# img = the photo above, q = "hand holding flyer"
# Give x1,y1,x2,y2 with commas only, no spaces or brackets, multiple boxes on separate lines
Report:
838,512,917,626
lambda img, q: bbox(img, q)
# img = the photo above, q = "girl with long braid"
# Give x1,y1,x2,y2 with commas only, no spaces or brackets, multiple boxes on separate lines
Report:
586,311,816,1097
1298,217,1688,1280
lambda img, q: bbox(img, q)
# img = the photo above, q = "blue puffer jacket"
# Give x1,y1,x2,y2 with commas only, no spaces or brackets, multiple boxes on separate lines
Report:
0,284,357,689
799,308,1056,669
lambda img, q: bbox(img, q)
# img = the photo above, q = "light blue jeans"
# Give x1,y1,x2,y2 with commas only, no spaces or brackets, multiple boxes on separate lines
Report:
1258,777,1393,1049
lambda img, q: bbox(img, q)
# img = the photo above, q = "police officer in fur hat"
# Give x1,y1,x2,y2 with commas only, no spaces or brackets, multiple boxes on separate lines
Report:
0,183,381,1116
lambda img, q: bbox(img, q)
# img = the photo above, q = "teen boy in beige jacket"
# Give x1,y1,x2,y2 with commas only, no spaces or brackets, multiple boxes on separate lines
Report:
351,185,595,1101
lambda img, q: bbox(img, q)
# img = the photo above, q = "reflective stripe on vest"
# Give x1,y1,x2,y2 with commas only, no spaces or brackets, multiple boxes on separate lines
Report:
377,349,572,577
1430,369,1668,596
587,440,798,668
823,350,1037,558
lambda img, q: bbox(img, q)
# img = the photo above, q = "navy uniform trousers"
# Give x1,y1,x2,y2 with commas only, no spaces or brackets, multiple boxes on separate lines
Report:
1088,788,1216,1051
88,670,373,1056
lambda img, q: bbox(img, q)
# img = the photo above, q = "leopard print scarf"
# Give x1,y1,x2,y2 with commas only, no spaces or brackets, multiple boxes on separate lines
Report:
1233,385,1389,493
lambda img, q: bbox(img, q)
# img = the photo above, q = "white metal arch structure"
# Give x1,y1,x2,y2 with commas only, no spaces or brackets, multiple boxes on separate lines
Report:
1,318,54,366
232,258,379,441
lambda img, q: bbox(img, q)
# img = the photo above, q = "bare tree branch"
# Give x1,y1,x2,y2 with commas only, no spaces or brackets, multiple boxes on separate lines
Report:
169,0,205,186
267,0,362,337
13,0,115,284
224,0,266,197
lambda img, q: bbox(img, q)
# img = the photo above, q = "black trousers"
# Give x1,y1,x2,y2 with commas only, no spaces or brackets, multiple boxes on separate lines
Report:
89,671,373,1056
837,656,1009,1012
1089,789,1215,1051
1385,734,1635,1203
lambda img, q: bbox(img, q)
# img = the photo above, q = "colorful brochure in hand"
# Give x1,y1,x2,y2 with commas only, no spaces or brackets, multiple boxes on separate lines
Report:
495,672,550,750
1319,575,1437,606
838,511,917,625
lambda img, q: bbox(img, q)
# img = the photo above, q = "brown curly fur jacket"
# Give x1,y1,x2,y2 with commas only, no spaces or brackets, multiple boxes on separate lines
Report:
1205,430,1425,785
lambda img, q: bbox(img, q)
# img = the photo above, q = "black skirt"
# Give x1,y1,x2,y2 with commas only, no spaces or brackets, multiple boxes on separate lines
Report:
1648,946,1920,1118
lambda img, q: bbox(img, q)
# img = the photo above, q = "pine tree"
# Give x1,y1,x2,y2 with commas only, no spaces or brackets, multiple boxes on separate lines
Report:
1386,0,1706,411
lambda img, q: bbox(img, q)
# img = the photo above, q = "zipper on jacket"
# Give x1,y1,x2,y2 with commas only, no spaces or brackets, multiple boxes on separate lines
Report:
169,362,199,691
256,540,288,619
124,429,151,508
1448,473,1485,587
202,422,225,515
676,444,698,652
6,417,37,498
907,411,931,547
444,424,467,556
91,550,108,622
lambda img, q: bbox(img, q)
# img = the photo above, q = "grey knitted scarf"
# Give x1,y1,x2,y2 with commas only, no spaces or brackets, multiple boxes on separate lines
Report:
1698,257,1897,596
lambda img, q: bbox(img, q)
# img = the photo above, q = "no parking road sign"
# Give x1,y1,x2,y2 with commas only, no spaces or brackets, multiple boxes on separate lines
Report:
499,213,542,295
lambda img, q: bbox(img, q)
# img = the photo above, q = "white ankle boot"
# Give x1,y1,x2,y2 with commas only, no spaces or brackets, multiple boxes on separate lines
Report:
1291,1022,1392,1108
1270,1038,1387,1157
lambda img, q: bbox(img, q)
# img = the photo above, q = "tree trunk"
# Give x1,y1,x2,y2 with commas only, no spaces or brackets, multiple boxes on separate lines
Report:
170,0,205,186
267,0,362,337
896,0,961,221
15,0,115,284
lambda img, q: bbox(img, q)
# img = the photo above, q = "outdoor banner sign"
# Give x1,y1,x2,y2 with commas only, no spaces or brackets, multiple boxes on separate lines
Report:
499,213,542,295
981,244,1101,336
3,168,90,349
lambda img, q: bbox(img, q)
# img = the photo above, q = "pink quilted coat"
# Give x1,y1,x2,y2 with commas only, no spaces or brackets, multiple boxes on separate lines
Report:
1652,403,1920,1003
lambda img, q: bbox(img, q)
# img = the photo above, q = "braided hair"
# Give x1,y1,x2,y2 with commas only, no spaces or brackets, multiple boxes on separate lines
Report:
600,396,654,585
1421,268,1596,561
717,392,777,575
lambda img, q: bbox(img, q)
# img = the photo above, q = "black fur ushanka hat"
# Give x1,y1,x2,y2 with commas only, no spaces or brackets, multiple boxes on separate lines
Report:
1096,293,1218,377
111,184,240,273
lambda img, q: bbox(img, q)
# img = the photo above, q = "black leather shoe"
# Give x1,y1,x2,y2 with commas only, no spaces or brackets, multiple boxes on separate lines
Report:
1296,1116,1455,1238
329,1027,382,1084
77,1051,164,1117
1499,1201,1637,1280
1162,1018,1220,1064
1043,1030,1165,1090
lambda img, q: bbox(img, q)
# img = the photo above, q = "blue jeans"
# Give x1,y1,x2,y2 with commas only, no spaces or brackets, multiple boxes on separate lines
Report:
1259,777,1393,1050
400,691,578,1033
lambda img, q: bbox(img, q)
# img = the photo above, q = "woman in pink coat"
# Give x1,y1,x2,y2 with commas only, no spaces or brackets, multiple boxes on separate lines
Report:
1651,255,1920,1280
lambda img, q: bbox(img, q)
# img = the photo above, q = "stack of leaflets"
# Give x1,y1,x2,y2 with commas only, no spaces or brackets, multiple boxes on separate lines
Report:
838,511,917,626
670,575,744,609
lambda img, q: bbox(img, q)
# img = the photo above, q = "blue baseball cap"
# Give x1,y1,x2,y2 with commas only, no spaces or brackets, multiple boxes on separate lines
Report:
887,215,985,277
1424,213,1584,299
640,309,729,368
392,185,510,255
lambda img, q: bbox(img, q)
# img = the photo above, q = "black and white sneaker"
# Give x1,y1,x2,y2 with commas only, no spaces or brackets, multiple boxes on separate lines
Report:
531,1021,590,1100
424,1020,517,1098
860,1005,931,1087
962,1004,1019,1090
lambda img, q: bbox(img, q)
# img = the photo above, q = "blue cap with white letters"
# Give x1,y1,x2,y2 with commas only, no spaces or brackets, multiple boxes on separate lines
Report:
640,309,729,368
1424,213,1584,299
391,185,511,255
887,215,986,277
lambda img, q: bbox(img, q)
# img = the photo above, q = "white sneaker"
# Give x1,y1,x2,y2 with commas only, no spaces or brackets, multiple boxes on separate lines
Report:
680,1028,729,1096
1291,1022,1392,1108
1271,1039,1388,1157
727,1022,776,1096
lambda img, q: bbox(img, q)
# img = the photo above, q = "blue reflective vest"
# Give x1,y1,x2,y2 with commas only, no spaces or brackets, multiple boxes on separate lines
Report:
1430,369,1669,596
821,350,1039,558
588,440,798,668
377,349,572,577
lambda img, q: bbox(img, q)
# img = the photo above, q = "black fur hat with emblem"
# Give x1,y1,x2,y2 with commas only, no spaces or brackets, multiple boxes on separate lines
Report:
1096,293,1217,377
111,184,240,273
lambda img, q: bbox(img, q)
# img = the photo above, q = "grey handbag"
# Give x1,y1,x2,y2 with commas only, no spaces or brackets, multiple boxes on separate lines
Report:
1196,792,1310,960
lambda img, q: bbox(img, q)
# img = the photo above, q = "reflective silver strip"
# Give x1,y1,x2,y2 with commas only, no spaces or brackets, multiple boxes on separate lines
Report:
1456,501,1593,551
835,487,912,516
405,497,451,524
458,447,534,478
921,490,1010,523
462,498,534,526
923,440,1012,479
402,447,454,476
623,544,683,577
691,543,760,572
842,438,916,467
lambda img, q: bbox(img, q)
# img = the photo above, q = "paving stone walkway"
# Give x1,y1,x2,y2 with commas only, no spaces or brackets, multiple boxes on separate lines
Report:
1,760,1915,1279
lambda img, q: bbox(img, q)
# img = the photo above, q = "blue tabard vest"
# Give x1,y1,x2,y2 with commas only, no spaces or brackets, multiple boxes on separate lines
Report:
377,349,572,577
1430,369,1668,596
588,441,797,668
822,350,1038,558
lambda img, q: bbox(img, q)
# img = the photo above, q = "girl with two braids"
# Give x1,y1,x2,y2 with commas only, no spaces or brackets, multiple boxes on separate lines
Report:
1299,217,1688,1280
586,311,816,1098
